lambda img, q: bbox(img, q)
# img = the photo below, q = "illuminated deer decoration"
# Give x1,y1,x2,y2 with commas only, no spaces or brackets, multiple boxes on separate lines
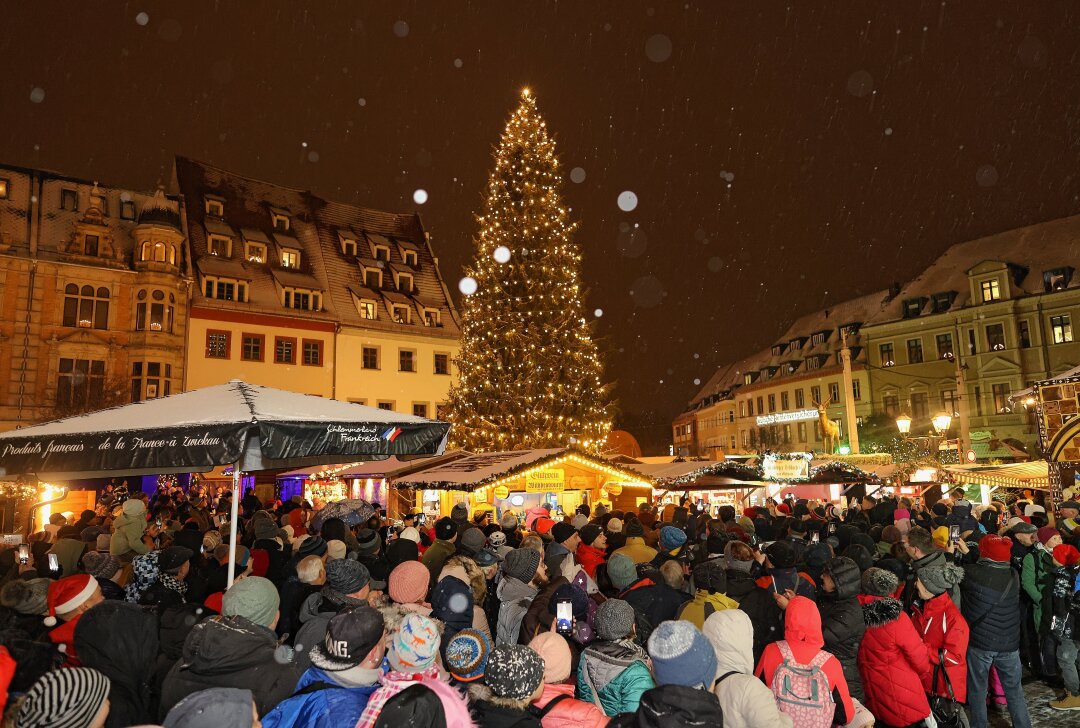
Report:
812,395,842,454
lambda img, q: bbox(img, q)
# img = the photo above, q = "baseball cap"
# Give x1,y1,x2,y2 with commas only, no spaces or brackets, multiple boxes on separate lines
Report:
309,606,385,671
473,548,501,567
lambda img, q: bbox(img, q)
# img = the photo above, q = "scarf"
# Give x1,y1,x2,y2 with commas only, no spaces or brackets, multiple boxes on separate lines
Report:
159,572,189,596
125,550,160,603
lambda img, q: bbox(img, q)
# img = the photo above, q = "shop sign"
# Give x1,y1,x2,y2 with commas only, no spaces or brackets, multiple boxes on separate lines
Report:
605,482,624,496
762,457,809,481
756,409,818,426
525,468,565,493
493,485,510,499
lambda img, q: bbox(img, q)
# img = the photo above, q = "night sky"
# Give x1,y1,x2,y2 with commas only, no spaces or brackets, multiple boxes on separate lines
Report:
4,2,1080,452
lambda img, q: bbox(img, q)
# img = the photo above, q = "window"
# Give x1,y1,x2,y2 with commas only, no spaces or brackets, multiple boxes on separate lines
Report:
879,343,894,366
373,245,390,262
135,289,174,332
810,385,821,404
780,392,789,410
756,396,764,415
391,304,410,324
120,199,136,220
412,403,428,418
281,249,300,269
852,380,861,401
883,395,899,418
797,422,807,442
302,340,323,366
936,333,953,359
377,401,394,411
274,337,296,364
980,279,1000,302
357,299,377,320
131,361,172,402
1051,314,1073,344
423,309,440,327
140,240,176,265
992,383,1010,413
60,188,78,211
743,373,754,385
794,388,804,408
986,323,1006,351
434,353,450,375
941,389,958,416
931,291,955,313
811,332,827,346
771,345,784,357
0,179,8,199
245,242,267,263
767,394,776,413
829,382,840,402
57,358,104,408
968,329,977,355
739,400,747,417
204,277,245,302
396,272,414,292
783,424,791,444
83,234,99,257
399,349,416,372
1044,267,1074,292
341,237,358,256
974,385,983,416
284,288,320,311
272,213,290,232
911,392,929,419
241,334,264,361
208,235,231,257
746,399,753,416
805,356,821,371
362,346,379,369
902,299,923,318
404,250,418,266
205,198,224,216
907,338,923,364
206,330,230,358
62,284,110,329
363,269,382,288
1018,320,1032,348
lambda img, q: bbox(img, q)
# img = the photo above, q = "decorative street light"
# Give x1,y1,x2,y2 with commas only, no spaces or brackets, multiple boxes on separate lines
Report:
931,412,953,435
895,413,912,435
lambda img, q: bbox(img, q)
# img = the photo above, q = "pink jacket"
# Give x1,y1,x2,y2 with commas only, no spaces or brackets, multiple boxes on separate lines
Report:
531,683,609,728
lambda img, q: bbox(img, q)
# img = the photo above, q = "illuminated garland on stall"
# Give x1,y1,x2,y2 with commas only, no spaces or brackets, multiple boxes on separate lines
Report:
443,88,613,454
0,479,39,500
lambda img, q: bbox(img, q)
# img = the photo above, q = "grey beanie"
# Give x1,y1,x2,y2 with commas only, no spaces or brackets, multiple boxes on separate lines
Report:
0,577,50,616
460,528,487,555
595,598,636,641
163,687,255,728
917,561,964,597
503,547,541,584
607,553,638,591
326,558,371,595
81,551,120,580
861,566,899,597
500,512,519,530
222,576,280,628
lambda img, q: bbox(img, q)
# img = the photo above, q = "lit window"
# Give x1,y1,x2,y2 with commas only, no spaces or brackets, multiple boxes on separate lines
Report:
208,235,231,257
205,198,224,216
936,334,953,359
284,288,320,311
980,279,1000,302
1051,314,1073,344
986,323,1006,351
0,179,8,199
391,304,410,324
281,249,300,268
130,361,171,402
206,331,230,359
135,289,174,332
879,343,894,366
62,284,110,329
357,299,377,320
829,382,840,402
204,277,245,302
246,243,267,263
423,309,440,327
852,380,861,401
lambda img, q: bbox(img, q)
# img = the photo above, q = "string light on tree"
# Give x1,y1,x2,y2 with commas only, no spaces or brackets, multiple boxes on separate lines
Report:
443,87,613,454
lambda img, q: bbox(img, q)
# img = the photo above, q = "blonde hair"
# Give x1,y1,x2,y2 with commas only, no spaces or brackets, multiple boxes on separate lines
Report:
296,555,325,584
659,560,685,590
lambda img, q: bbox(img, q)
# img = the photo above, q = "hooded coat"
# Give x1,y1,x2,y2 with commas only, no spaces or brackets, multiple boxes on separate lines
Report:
496,576,539,647
607,685,723,728
160,614,303,720
618,577,688,632
110,501,151,560
577,640,655,716
910,591,969,702
755,596,853,726
74,601,161,728
675,589,739,630
724,567,783,663
530,682,609,728
576,543,607,579
857,595,931,727
702,610,792,728
816,557,865,702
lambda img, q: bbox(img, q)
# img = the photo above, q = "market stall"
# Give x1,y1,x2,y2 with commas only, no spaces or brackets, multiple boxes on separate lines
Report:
625,460,762,511
391,448,653,522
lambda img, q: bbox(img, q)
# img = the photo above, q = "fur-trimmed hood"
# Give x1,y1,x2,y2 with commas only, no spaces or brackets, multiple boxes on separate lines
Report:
859,594,904,627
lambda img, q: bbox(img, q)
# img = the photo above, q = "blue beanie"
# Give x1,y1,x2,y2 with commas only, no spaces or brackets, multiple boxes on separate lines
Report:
647,620,717,688
607,553,638,591
660,525,688,552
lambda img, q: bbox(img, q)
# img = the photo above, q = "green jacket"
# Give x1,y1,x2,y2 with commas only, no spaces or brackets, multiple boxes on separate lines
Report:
421,539,456,588
110,511,151,559
577,640,655,717
1021,546,1055,630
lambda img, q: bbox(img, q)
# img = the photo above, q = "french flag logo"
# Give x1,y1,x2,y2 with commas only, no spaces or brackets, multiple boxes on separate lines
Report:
382,426,403,443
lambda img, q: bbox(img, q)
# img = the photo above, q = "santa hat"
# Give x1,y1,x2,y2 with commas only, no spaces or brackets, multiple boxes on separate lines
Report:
44,575,97,627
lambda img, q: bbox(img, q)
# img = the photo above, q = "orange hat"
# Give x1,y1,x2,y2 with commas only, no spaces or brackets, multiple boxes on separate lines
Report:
534,517,555,536
932,526,950,550
44,574,96,627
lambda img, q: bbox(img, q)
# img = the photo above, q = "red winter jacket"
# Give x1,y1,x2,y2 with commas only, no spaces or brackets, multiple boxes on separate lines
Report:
857,595,931,727
531,682,609,728
48,615,82,666
576,543,607,579
910,592,969,703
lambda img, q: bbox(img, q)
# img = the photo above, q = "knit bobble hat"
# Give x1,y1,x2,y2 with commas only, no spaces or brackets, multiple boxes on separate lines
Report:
388,561,430,605
978,534,1013,563
0,577,50,616
488,530,507,548
547,583,588,619
503,547,541,584
445,628,490,682
221,576,280,628
606,553,638,591
80,552,120,581
765,540,796,569
500,512,519,530
606,517,624,534
595,598,636,641
551,522,577,544
861,567,899,597
625,520,645,538
44,575,97,627
529,632,572,683
326,540,348,561
659,526,687,551
485,644,545,701
297,535,328,557
388,614,441,673
917,561,965,597
202,530,224,552
1053,543,1080,567
16,667,110,728
647,620,718,689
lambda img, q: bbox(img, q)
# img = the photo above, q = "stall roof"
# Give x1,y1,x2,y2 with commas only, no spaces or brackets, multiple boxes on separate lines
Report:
276,451,469,480
944,461,1049,490
392,448,653,492
1013,365,1080,399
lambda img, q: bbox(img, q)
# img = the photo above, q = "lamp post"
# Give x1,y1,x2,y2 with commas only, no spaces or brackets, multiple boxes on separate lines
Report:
895,413,912,436
931,412,953,436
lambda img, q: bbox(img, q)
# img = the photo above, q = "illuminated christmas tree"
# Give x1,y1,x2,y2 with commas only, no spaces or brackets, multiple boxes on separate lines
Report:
445,89,612,453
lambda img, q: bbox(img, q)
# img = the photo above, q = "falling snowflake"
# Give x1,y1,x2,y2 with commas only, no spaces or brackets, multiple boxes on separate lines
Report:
594,308,603,317
413,189,429,204
454,58,463,68
135,12,149,26
29,87,45,104
458,277,478,295
645,34,673,62
617,191,638,212
493,246,511,263
570,167,586,184
393,20,410,37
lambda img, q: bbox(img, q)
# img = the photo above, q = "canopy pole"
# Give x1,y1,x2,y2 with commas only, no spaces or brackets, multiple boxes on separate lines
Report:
226,463,242,589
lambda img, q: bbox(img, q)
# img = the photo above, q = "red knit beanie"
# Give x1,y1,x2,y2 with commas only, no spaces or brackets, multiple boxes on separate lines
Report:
978,534,1012,563
1053,543,1080,567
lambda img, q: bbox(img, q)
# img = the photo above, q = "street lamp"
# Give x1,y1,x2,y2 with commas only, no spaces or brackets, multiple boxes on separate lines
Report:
931,412,952,435
895,413,912,435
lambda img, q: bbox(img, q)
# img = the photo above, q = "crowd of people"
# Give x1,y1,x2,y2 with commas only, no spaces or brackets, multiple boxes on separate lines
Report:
1,481,1079,728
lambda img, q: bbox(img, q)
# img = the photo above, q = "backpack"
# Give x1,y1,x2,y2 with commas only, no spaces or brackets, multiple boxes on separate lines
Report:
771,640,834,728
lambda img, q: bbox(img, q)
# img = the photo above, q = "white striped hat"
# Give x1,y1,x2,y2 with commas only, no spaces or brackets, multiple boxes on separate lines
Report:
17,667,110,728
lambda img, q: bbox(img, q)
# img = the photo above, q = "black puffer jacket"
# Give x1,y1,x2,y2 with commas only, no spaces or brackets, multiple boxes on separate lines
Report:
159,614,302,720
817,556,866,702
608,684,724,727
960,559,1020,652
725,568,782,663
74,601,160,728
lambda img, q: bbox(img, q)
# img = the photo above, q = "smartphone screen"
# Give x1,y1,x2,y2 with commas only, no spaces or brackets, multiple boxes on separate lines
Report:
949,525,960,543
17,544,29,564
827,523,837,535
555,600,573,635
47,553,59,571
810,531,820,544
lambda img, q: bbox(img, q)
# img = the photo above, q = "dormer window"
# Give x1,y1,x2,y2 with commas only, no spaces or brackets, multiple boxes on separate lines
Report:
980,279,1000,302
1044,267,1074,292
356,299,377,320
245,242,267,264
771,345,783,357
805,357,821,371
340,236,358,257
811,331,828,346
391,304,411,324
205,198,224,217
902,299,924,318
396,272,414,292
140,240,177,265
284,287,321,311
404,250,418,266
281,248,300,269
362,267,382,288
422,309,440,327
931,291,956,313
271,213,290,232
744,373,755,385
120,199,136,220
203,276,246,302
373,245,390,262
208,235,232,257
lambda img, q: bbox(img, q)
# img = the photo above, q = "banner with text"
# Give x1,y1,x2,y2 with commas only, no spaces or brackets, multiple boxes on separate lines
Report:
525,468,566,493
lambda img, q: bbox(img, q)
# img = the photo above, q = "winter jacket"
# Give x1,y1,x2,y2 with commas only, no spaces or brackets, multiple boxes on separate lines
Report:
910,591,969,702
497,576,538,646
421,538,456,588
755,566,816,601
1048,563,1080,640
675,589,739,630
519,577,568,645
530,683,609,728
607,685,724,728
903,549,960,610
110,509,151,560
472,700,542,728
858,595,931,727
277,575,319,644
1021,545,1055,631
74,601,160,728
577,640,655,716
576,543,607,579
48,538,86,577
702,609,792,728
725,567,783,662
292,587,367,673
960,558,1020,652
816,556,866,703
755,596,853,726
611,537,657,565
260,666,380,728
159,614,303,720
96,577,125,601
618,577,688,631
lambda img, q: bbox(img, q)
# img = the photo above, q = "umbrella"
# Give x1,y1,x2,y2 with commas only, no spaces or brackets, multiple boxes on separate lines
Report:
311,498,375,531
